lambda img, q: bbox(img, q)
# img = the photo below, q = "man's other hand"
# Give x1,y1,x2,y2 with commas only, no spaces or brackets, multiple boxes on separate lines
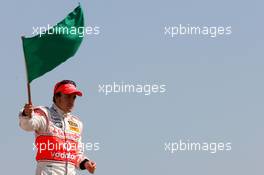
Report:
85,160,96,174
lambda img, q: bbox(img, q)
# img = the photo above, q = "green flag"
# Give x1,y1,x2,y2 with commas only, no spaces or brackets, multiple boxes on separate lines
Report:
22,5,84,83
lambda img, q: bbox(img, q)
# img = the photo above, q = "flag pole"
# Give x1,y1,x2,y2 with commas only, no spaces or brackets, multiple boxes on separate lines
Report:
27,82,32,105
21,36,32,105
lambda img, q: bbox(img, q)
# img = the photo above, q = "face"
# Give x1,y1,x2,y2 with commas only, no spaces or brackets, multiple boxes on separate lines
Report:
55,93,77,113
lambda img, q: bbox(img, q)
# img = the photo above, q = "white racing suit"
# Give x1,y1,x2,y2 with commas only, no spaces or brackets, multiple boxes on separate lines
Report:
19,104,89,175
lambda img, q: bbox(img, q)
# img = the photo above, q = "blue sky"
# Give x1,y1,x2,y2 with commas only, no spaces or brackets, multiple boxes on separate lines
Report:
0,0,263,174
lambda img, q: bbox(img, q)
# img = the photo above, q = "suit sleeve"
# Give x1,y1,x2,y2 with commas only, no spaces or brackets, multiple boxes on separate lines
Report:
75,121,90,170
19,107,48,132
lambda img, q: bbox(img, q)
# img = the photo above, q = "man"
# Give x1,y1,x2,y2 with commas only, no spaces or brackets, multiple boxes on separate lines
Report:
19,80,96,175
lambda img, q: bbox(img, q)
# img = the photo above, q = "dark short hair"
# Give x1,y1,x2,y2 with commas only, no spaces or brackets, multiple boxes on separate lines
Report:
53,80,77,103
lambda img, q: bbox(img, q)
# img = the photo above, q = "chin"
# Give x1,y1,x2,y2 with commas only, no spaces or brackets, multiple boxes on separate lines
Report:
67,108,73,112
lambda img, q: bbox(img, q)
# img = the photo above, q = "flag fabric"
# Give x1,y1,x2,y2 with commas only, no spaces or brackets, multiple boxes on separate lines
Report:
22,5,84,83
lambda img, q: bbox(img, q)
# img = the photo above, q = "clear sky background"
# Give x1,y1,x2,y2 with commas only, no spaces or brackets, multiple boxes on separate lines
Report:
0,0,263,174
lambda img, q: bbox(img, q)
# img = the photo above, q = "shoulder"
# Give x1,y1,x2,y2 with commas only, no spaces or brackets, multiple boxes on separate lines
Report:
68,114,83,127
70,114,82,122
33,106,49,116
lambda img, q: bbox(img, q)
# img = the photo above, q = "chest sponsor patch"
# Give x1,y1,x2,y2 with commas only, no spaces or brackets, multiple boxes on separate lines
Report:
68,120,78,127
68,120,80,133
69,126,80,133
54,122,63,128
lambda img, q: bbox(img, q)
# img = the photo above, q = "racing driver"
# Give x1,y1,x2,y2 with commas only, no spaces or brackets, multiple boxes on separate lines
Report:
19,80,96,175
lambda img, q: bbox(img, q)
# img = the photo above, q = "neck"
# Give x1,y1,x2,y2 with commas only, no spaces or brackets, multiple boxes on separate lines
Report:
54,103,69,114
